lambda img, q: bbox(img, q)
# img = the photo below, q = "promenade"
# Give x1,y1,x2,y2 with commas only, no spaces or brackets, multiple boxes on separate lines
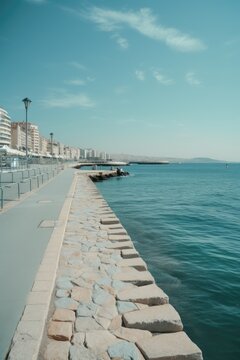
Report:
0,168,75,359
4,170,202,360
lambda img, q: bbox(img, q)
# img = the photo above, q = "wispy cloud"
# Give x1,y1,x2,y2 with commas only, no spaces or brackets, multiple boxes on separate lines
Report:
185,71,201,86
115,35,129,49
69,61,86,70
152,70,174,85
65,79,86,86
41,90,95,108
135,70,145,81
86,7,206,52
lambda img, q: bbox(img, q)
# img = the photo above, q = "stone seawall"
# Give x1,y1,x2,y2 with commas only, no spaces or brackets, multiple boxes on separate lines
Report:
8,172,203,360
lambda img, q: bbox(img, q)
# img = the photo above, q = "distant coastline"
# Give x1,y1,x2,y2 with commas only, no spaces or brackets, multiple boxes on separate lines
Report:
111,153,229,164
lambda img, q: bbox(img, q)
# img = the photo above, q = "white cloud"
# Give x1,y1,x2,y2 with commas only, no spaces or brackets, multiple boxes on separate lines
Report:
185,71,201,86
87,7,206,52
69,61,86,70
152,70,174,85
41,90,95,108
65,79,86,86
116,36,129,49
135,70,145,81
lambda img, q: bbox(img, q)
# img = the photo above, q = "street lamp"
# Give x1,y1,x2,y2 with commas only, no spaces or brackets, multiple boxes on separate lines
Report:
22,97,32,167
50,132,53,157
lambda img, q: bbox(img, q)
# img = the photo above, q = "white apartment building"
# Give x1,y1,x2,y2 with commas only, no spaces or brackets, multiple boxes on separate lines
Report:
11,122,38,153
0,107,11,146
39,136,48,156
30,124,40,153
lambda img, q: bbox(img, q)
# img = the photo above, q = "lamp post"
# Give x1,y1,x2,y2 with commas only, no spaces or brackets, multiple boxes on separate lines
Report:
22,97,32,167
50,132,53,165
50,132,53,155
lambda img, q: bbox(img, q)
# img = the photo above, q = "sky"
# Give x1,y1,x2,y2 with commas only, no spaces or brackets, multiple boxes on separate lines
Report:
0,0,240,161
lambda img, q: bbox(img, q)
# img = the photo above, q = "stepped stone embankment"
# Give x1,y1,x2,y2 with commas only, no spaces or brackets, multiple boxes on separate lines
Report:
8,172,203,360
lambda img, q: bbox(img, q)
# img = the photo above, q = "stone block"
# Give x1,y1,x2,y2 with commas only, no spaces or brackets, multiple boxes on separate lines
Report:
109,234,131,242
107,340,144,360
94,314,111,329
116,301,138,314
55,297,79,311
27,291,50,305
113,271,154,286
121,249,139,259
108,315,122,330
71,332,85,346
32,280,53,292
108,228,127,235
48,321,72,341
107,241,133,250
12,320,44,349
101,218,120,225
75,317,103,332
44,340,70,360
113,327,152,343
21,304,47,321
136,332,203,360
77,302,98,317
123,304,183,333
117,284,169,305
69,344,96,360
52,308,75,322
7,338,38,360
85,330,117,354
71,286,92,303
117,258,147,271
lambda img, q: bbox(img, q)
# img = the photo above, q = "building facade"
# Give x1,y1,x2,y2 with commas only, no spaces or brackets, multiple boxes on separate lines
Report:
0,107,11,146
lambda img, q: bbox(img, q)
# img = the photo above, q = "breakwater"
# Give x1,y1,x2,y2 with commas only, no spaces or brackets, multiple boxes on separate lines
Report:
7,172,203,360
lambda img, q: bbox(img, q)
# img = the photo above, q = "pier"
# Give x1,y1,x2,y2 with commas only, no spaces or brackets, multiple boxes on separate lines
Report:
3,168,202,360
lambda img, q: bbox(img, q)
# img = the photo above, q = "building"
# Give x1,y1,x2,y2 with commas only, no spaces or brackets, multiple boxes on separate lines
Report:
0,107,11,146
29,124,40,154
39,136,48,156
11,123,25,150
11,122,38,153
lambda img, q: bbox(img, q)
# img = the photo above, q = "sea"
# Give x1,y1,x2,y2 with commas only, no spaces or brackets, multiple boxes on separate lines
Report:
95,163,240,360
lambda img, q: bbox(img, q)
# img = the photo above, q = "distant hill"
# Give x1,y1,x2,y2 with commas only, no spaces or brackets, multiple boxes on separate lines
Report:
111,153,224,163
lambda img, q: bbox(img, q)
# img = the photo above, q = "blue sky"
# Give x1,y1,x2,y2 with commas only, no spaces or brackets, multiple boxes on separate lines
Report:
1,0,240,160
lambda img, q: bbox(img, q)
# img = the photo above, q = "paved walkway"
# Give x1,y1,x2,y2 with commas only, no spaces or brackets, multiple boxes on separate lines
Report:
0,168,75,359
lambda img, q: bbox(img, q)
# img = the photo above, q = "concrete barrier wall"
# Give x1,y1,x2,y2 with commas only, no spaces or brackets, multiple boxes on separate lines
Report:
8,172,203,360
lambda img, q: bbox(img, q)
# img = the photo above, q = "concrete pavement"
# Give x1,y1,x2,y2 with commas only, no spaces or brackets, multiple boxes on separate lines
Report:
0,168,75,359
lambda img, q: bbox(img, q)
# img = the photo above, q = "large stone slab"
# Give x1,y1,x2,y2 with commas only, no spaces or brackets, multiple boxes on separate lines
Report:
108,228,127,235
107,241,133,250
117,284,169,305
48,321,72,341
108,340,145,360
85,330,117,354
136,332,203,360
71,286,92,303
75,317,103,332
113,271,154,286
121,249,140,259
52,308,75,322
44,340,70,360
101,217,120,225
114,327,152,343
123,304,183,333
117,258,147,271
109,234,131,242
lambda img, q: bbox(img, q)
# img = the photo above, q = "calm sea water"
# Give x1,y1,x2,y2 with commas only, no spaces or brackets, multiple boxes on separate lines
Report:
96,163,240,360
